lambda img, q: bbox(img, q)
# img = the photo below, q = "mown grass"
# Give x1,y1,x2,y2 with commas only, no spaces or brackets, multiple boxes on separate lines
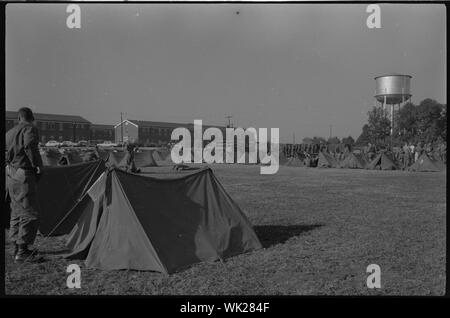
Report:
5,164,446,295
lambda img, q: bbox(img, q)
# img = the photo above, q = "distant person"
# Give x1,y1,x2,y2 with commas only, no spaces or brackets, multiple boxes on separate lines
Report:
402,143,411,169
5,107,44,263
415,142,422,162
366,143,375,161
126,143,141,173
397,150,405,170
409,143,415,162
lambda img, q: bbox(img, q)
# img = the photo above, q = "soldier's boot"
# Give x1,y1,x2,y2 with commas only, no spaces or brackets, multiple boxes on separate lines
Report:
14,244,43,263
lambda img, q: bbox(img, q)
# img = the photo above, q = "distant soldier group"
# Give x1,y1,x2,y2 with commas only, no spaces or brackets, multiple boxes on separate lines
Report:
282,139,446,170
394,141,446,170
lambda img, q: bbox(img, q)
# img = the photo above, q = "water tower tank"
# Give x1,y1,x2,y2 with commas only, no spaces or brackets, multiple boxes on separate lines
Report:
374,74,412,105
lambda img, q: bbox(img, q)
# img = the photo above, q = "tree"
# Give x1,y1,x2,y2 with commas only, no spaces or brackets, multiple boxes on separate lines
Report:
394,102,418,143
312,136,327,144
415,99,445,143
327,136,341,144
366,106,391,146
356,124,370,146
439,104,447,141
342,136,355,145
359,99,446,146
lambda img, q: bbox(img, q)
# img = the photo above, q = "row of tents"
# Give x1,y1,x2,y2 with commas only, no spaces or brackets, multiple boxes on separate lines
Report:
6,159,262,274
39,148,172,168
39,147,446,172
284,151,445,172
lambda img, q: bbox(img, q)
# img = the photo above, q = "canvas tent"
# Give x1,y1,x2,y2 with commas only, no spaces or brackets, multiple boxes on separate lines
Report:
151,150,163,162
36,160,107,236
65,150,84,165
317,151,340,168
339,153,367,169
277,152,289,165
107,151,128,168
65,167,262,273
366,153,398,170
96,149,111,161
284,157,304,167
133,150,158,167
40,150,61,166
408,153,445,172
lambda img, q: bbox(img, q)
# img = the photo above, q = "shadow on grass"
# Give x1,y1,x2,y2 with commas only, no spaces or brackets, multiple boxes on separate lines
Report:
253,224,323,248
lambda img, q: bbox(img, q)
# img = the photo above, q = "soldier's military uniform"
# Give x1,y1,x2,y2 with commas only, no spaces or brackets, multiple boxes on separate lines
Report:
6,120,43,261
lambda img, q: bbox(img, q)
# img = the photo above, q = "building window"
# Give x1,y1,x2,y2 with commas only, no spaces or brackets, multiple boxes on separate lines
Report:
59,123,63,131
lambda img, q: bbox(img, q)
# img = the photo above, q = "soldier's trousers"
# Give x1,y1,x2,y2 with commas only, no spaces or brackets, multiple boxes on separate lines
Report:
6,166,40,246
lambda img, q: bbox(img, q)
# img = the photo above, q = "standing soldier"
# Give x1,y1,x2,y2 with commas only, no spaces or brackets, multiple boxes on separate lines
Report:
5,107,43,262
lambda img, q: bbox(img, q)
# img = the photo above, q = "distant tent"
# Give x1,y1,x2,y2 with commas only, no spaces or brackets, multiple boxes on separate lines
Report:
107,151,128,168
65,167,262,273
152,150,163,162
259,153,285,166
237,151,259,164
278,152,289,165
96,149,110,161
82,151,99,163
40,150,61,166
66,151,83,165
36,160,107,236
317,151,340,168
340,152,366,169
367,153,398,170
134,150,158,167
284,157,304,167
408,153,445,172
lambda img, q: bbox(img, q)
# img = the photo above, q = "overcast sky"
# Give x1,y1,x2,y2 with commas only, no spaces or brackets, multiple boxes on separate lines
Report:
6,3,446,142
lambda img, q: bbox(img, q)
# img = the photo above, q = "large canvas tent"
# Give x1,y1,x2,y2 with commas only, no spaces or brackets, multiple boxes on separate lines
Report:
366,153,398,170
317,151,340,168
36,160,106,236
408,153,445,172
339,153,367,169
65,167,262,273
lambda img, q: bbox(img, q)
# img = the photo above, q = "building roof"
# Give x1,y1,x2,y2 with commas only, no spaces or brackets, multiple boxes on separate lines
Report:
129,120,192,128
115,119,225,130
5,111,91,124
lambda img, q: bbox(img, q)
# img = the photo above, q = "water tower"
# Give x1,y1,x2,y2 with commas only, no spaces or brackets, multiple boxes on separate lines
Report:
374,74,412,141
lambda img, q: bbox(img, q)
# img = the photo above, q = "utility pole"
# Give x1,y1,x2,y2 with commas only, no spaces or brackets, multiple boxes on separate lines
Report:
225,115,233,128
120,112,123,144
329,125,332,139
73,121,76,142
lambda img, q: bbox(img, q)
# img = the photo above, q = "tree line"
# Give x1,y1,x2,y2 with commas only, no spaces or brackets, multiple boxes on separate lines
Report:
356,98,446,147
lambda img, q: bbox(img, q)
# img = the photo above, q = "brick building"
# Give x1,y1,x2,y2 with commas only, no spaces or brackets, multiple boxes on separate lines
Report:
90,124,115,143
114,119,227,147
5,111,91,143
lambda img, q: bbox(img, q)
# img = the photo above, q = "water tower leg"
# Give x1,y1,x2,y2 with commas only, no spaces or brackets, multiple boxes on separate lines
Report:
390,104,394,149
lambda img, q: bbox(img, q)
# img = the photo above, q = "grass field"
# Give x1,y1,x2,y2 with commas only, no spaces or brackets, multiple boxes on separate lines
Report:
5,164,446,295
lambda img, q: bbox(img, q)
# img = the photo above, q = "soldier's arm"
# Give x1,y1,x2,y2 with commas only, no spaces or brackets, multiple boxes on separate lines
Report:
23,126,44,169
